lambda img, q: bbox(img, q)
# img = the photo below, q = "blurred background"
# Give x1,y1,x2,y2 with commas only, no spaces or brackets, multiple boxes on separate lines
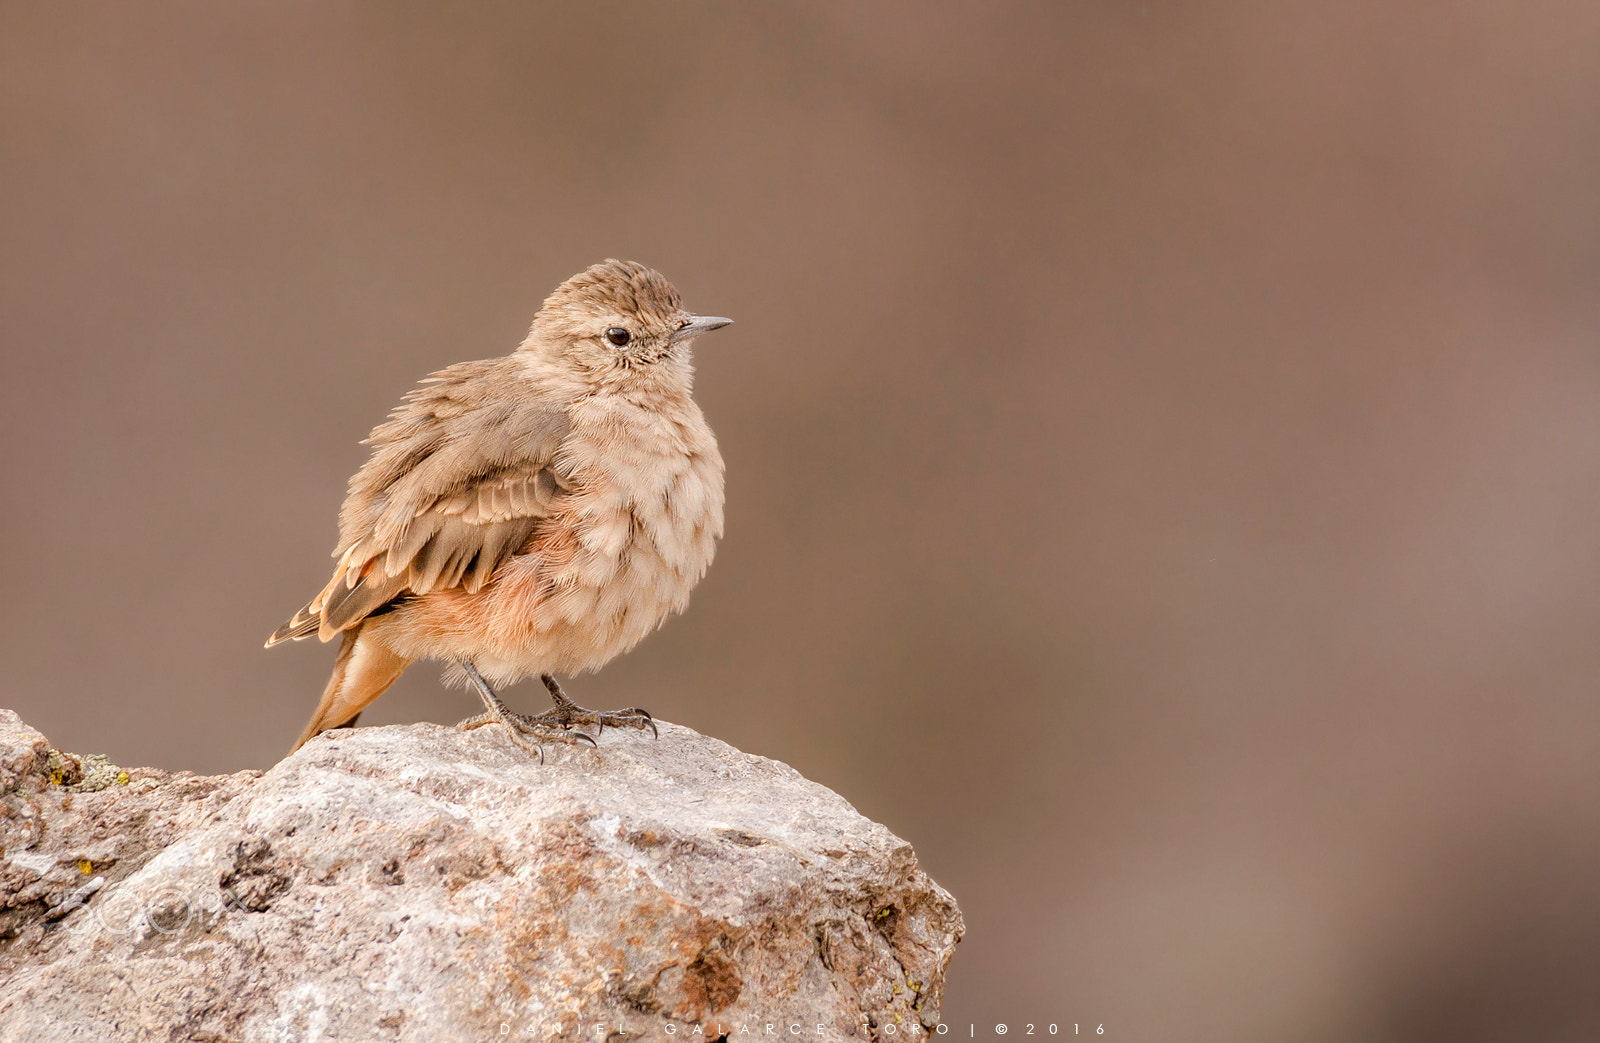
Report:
3,2,1598,1038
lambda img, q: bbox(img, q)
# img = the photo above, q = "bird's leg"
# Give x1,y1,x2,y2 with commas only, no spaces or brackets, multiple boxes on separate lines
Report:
454,662,596,759
531,673,658,739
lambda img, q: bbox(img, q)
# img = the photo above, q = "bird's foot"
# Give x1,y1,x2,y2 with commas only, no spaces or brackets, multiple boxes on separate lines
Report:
539,673,659,739
455,661,598,762
456,705,595,763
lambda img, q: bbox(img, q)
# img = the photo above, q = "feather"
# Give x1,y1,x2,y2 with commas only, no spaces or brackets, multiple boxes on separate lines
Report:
274,356,572,641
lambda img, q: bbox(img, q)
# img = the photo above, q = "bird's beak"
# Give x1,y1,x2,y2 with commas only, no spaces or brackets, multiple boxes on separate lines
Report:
672,314,733,343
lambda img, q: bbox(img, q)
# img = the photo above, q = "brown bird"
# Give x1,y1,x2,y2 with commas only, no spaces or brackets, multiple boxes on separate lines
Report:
267,260,730,756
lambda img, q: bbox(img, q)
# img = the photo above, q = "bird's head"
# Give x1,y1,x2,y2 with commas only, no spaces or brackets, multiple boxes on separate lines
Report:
521,259,731,388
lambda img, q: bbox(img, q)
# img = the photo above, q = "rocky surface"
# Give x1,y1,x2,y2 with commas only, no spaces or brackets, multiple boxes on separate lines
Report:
0,708,961,1041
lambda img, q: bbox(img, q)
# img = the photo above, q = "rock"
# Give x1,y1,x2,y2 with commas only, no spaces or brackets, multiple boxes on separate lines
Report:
0,709,962,1041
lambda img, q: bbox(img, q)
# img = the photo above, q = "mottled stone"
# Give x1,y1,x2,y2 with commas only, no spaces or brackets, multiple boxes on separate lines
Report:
0,709,961,1041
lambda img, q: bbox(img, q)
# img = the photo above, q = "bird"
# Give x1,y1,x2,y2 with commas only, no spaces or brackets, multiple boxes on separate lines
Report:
266,259,731,757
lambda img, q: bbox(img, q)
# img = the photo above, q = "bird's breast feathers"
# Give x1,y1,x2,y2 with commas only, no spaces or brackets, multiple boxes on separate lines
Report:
557,394,725,583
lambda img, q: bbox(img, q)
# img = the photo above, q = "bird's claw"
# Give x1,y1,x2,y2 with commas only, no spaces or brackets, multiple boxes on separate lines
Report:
456,708,601,761
456,666,658,761
535,674,658,740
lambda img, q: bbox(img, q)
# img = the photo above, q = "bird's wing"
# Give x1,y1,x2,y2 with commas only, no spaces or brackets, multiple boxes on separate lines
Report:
267,358,572,645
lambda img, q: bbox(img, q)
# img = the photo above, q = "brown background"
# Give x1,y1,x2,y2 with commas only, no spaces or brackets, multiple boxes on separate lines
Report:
3,2,1598,1039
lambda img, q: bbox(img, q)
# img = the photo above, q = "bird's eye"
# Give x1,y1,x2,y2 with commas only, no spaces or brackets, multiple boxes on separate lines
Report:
605,327,631,347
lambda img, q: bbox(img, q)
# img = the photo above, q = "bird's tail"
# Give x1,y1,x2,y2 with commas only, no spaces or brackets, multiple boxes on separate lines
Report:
289,626,411,754
265,599,322,647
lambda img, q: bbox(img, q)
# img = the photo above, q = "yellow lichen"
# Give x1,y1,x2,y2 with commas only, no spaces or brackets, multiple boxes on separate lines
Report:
49,753,128,792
